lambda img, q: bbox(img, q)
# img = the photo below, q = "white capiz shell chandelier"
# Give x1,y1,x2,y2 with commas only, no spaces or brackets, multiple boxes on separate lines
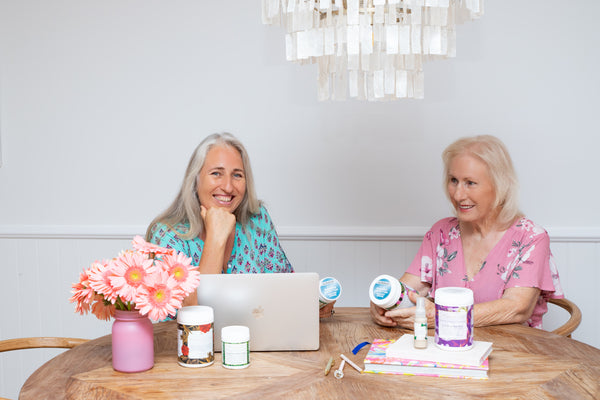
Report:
262,0,484,101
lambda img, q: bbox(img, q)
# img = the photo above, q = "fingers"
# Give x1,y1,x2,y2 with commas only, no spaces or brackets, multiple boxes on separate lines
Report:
407,289,419,304
319,302,335,318
202,206,236,238
384,307,415,329
370,302,397,327
425,298,436,320
203,205,235,223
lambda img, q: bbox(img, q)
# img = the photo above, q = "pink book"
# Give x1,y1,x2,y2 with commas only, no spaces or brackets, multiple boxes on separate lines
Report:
363,339,489,379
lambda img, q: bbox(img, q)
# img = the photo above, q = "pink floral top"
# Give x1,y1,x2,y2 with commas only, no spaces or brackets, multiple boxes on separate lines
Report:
406,217,563,328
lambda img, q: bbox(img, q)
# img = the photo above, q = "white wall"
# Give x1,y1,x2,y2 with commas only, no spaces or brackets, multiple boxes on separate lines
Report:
1,1,599,399
1,1,599,230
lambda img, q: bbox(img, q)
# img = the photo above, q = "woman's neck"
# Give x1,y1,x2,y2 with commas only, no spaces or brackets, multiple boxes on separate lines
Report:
461,220,497,240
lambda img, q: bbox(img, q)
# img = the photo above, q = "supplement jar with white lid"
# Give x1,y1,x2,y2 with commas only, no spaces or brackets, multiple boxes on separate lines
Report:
318,277,342,308
177,306,214,367
434,287,474,351
369,274,416,310
221,325,250,369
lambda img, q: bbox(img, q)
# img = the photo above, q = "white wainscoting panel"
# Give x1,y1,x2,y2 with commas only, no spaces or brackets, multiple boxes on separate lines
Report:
1,231,598,399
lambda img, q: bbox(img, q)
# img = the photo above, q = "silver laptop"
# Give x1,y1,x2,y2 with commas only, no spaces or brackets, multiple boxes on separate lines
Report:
196,272,320,352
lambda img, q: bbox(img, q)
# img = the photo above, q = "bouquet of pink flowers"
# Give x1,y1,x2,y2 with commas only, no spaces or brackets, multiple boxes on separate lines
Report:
70,236,200,321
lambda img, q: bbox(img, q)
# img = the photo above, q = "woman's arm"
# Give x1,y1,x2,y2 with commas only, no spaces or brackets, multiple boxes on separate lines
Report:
472,286,540,327
180,206,236,306
196,205,236,274
379,280,540,329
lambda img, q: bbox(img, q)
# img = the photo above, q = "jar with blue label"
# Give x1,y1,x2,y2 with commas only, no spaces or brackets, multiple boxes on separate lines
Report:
318,277,342,308
369,274,416,310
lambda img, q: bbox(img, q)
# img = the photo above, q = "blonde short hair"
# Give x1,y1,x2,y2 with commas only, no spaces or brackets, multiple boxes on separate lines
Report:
442,135,522,229
146,132,260,240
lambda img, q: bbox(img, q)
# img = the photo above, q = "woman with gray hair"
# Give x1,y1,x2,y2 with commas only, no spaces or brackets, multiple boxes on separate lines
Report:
371,135,563,329
146,133,294,307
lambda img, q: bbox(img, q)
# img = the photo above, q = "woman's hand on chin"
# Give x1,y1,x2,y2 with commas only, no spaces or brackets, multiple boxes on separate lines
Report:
201,205,236,244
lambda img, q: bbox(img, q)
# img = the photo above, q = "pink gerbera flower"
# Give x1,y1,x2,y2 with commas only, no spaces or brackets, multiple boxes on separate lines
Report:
88,260,118,302
71,236,200,322
132,235,174,256
109,252,155,302
90,294,116,321
135,270,184,321
69,269,95,315
158,252,200,293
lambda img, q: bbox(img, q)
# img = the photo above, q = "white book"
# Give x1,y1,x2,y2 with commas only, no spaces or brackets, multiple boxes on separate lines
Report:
385,334,493,367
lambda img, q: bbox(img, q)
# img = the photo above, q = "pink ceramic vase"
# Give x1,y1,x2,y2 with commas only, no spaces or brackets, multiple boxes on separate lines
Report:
112,309,154,373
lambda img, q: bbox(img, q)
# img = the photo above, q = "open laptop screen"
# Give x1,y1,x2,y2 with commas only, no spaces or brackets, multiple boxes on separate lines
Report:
196,272,320,352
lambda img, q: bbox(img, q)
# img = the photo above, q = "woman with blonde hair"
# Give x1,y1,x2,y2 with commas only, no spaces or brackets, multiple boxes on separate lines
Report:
371,135,563,329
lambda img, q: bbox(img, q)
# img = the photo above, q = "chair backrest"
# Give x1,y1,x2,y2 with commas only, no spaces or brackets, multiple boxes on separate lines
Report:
0,337,88,352
546,298,582,337
0,337,88,400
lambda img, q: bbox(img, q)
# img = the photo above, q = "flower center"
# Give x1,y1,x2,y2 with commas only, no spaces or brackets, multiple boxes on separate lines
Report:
172,266,186,280
126,268,144,285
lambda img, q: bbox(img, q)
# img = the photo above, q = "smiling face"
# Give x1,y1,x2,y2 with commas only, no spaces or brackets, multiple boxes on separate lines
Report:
447,154,497,228
196,144,246,213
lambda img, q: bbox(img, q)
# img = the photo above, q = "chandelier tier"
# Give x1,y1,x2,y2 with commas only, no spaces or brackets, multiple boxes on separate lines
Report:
262,0,483,101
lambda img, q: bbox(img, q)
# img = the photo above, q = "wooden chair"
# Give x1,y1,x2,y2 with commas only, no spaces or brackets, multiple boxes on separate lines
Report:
547,298,582,338
0,337,88,353
0,337,88,400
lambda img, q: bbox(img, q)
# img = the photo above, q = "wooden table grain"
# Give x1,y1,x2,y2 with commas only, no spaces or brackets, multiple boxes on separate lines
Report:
20,308,600,400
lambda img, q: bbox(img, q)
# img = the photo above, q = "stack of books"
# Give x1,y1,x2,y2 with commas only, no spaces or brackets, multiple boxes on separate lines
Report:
363,334,493,379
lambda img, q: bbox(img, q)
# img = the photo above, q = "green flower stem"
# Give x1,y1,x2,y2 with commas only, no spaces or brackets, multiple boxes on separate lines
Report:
115,297,133,311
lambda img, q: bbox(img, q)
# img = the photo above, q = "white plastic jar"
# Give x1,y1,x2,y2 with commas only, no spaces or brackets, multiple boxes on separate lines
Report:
434,287,474,351
369,274,416,310
221,325,250,369
177,306,214,367
318,277,342,308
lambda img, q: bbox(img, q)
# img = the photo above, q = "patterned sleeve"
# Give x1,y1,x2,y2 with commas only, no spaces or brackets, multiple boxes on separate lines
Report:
148,223,202,267
256,206,294,273
502,220,562,297
406,227,437,286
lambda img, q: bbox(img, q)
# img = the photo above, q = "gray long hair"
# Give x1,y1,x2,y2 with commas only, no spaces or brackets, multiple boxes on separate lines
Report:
146,132,260,241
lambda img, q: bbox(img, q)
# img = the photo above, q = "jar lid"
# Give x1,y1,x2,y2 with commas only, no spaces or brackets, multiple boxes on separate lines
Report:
177,306,214,325
435,287,474,307
222,325,250,342
319,277,342,301
369,274,399,302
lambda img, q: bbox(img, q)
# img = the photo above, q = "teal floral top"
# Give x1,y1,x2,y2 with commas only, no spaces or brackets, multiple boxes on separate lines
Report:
148,205,293,274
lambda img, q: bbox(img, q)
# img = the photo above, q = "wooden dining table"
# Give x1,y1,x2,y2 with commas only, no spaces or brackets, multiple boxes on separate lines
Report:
20,307,600,399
